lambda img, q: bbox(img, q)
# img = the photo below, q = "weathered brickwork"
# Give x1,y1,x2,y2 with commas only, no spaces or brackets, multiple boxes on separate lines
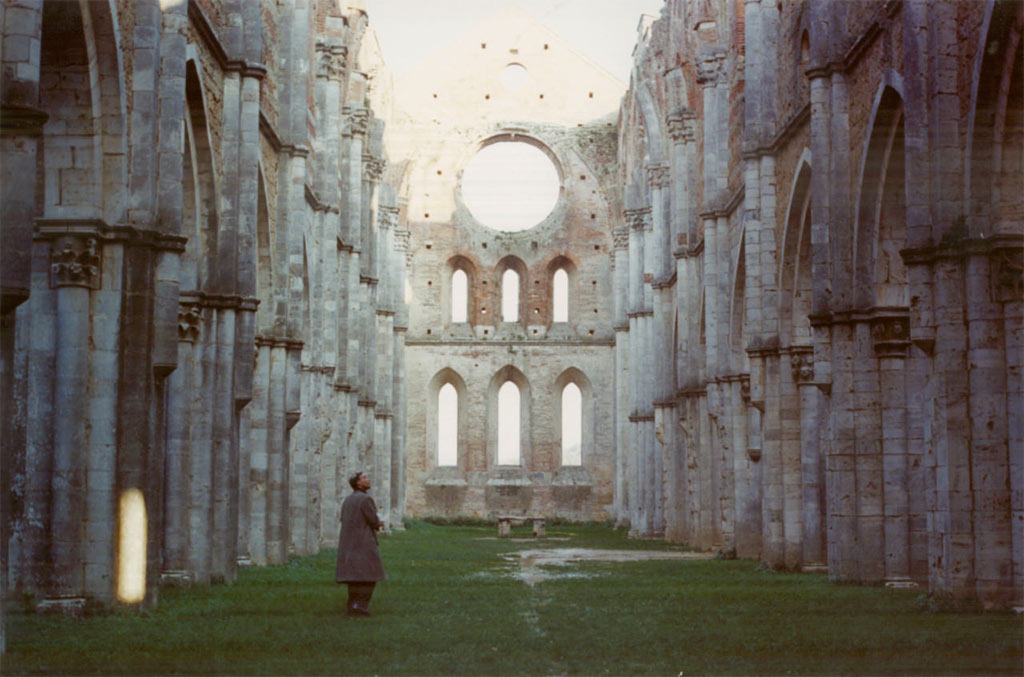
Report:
0,0,405,643
617,0,1023,608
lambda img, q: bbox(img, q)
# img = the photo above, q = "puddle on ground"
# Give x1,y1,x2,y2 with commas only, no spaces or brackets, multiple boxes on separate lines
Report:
504,548,714,585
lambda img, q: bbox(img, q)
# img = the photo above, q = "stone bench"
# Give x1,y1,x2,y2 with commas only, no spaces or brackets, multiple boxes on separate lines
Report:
496,515,546,538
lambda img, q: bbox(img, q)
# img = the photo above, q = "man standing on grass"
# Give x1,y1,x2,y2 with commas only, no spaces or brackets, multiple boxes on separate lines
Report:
335,471,387,616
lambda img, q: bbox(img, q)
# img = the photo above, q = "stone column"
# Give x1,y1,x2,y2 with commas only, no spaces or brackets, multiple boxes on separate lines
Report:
872,314,912,586
792,347,825,570
266,339,288,565
49,235,100,600
247,337,270,566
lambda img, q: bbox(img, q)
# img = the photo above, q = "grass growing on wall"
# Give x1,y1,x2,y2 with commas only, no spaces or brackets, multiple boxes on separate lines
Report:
5,522,1022,676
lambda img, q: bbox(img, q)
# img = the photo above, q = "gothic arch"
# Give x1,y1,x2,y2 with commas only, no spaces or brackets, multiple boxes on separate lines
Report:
544,254,579,326
779,151,813,345
852,84,907,309
443,254,479,326
486,365,532,469
256,164,275,333
495,255,528,325
553,367,594,467
427,368,469,470
182,58,219,293
966,0,1024,237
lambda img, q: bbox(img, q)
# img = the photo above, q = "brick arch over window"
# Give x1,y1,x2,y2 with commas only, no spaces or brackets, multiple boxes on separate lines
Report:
443,255,479,325
427,368,469,470
495,255,527,325
553,368,593,467
544,254,578,326
486,365,532,468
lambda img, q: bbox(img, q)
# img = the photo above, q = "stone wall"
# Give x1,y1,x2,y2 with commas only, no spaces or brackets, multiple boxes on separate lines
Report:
616,0,1023,608
0,0,406,640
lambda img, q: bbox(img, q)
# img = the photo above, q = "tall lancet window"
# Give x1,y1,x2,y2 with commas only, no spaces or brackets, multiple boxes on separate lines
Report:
502,269,519,322
497,381,521,465
451,269,468,323
561,383,582,465
437,383,458,466
553,268,568,322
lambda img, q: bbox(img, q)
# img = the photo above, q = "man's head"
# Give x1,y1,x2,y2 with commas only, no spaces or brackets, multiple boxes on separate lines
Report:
348,471,371,491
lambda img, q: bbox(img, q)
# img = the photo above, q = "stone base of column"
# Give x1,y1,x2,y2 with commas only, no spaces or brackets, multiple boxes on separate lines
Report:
884,578,919,589
235,556,253,568
36,597,87,616
802,563,828,574
160,570,197,585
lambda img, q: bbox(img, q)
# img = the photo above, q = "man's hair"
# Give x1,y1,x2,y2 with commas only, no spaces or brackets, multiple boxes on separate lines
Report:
348,471,364,490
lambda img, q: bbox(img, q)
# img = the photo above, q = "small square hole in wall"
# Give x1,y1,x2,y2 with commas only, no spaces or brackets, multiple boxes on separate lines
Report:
424,213,430,218
482,280,488,285
481,43,486,48
425,244,432,249
592,280,597,285
481,308,487,314
436,170,442,175
539,94,544,99
543,43,549,50
591,213,596,219
509,48,518,54
485,94,490,100
532,329,538,334
427,280,432,285
533,308,540,314
588,92,594,98
531,241,538,250
432,93,438,99
588,329,595,335
426,328,432,335
593,245,600,250
580,175,586,180
484,329,489,335
482,242,487,249
577,123,583,127
593,308,598,313
534,280,540,285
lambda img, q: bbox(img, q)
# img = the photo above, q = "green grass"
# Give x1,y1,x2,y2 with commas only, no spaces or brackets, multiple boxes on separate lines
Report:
4,522,1022,675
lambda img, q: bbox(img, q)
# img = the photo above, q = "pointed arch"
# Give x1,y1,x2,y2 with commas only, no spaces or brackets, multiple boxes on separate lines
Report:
427,368,468,470
546,254,578,325
487,365,532,468
853,84,907,309
443,255,479,326
779,151,814,344
182,58,218,292
554,368,594,467
966,0,1024,237
496,255,527,325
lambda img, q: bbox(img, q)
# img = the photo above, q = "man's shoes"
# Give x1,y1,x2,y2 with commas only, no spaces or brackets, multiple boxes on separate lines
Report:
347,604,371,617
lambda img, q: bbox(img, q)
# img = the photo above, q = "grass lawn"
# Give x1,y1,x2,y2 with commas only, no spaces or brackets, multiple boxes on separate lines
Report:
4,521,1022,675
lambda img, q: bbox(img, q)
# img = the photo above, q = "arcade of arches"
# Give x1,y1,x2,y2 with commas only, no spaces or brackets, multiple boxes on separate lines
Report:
0,0,1021,641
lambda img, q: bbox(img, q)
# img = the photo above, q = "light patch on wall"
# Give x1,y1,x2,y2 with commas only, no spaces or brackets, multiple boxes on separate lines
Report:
502,269,520,322
561,383,582,465
117,488,147,603
438,383,458,466
497,381,521,465
461,142,559,232
553,268,569,322
159,0,186,8
500,63,528,90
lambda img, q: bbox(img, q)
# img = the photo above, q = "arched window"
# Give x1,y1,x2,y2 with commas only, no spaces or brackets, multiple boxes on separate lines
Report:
497,381,521,465
451,269,468,323
561,383,582,465
553,268,568,322
437,383,458,466
502,269,519,322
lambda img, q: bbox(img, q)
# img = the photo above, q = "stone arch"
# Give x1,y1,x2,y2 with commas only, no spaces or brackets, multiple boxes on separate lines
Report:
443,254,479,326
181,58,218,293
543,253,579,327
426,368,469,471
495,255,528,326
853,84,907,310
634,82,667,164
553,367,594,467
730,235,747,370
779,152,814,345
38,0,126,220
256,164,274,333
486,365,532,469
966,0,1024,237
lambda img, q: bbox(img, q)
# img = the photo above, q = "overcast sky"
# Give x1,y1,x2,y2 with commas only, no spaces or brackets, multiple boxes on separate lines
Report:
364,0,667,84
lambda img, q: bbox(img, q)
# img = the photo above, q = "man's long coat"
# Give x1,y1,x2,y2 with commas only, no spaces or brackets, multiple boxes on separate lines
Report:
335,490,387,582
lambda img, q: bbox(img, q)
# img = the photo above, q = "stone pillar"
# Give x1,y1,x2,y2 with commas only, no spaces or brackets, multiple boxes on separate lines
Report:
49,236,99,600
611,226,630,527
872,315,912,586
792,347,825,570
266,339,288,565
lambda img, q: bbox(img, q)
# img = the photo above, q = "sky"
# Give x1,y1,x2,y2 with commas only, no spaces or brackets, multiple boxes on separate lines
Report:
364,0,667,84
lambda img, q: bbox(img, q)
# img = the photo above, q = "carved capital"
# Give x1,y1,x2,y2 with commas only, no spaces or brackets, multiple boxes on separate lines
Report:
647,164,670,189
993,247,1023,303
362,155,386,182
315,41,347,81
50,236,100,289
667,109,697,144
178,303,203,343
790,347,815,384
378,205,399,230
343,106,369,137
871,315,910,357
696,49,727,86
612,227,630,251
624,207,651,231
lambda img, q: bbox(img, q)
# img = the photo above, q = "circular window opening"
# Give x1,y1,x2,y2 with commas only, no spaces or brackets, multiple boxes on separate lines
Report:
461,141,560,232
500,63,528,90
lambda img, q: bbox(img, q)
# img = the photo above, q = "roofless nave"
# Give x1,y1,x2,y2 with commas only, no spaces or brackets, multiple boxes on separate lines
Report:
0,0,1021,641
